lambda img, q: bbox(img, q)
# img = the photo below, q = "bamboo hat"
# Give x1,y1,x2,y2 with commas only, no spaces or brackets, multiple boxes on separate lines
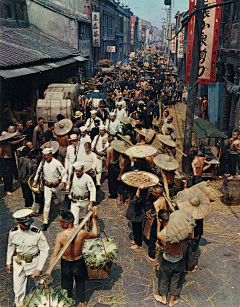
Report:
177,187,211,220
0,131,18,142
162,123,175,135
119,117,136,126
54,119,73,136
134,128,156,143
40,141,59,155
117,134,133,146
153,154,179,171
157,134,176,148
166,210,196,243
111,140,131,154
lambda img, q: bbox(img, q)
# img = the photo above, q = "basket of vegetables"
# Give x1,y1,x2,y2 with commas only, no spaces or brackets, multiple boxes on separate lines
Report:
24,286,75,307
83,238,119,280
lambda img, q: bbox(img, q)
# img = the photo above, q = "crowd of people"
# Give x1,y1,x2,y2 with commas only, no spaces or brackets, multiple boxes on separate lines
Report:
1,49,240,307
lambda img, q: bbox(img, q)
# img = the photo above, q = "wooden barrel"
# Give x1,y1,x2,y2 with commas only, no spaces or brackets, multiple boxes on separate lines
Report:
221,178,240,205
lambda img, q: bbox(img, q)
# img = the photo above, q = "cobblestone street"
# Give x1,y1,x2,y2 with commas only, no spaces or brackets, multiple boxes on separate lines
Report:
0,102,239,307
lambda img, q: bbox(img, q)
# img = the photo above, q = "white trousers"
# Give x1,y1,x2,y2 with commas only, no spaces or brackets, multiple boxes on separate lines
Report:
96,158,103,185
44,185,64,212
13,259,38,306
71,199,89,228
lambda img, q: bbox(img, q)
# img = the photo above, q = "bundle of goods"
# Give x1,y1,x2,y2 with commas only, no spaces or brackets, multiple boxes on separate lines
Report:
83,238,119,279
97,59,112,67
121,171,159,188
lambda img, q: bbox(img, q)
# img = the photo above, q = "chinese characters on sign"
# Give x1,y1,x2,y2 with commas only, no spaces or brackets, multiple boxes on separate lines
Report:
130,16,136,45
92,12,100,47
186,0,196,83
106,46,116,53
171,29,176,53
78,40,90,57
177,29,184,58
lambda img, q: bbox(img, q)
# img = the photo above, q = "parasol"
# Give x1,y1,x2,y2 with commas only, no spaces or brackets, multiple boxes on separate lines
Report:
193,118,228,139
153,154,179,171
86,90,107,99
166,210,196,243
177,187,211,220
41,141,59,154
54,119,73,136
157,134,176,148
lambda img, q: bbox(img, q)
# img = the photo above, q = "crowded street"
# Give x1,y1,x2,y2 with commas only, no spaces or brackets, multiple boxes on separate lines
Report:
0,0,240,306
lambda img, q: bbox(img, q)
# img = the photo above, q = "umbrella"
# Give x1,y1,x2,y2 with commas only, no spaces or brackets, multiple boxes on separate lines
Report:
193,118,228,139
177,187,211,220
86,90,107,99
153,154,179,171
166,210,196,243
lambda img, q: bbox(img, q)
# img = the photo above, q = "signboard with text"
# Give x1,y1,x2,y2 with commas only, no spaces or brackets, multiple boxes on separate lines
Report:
130,16,136,45
107,46,116,53
92,12,100,47
171,29,176,53
177,29,184,58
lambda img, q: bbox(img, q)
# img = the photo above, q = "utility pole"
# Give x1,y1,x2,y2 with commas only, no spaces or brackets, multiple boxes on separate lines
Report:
182,0,204,175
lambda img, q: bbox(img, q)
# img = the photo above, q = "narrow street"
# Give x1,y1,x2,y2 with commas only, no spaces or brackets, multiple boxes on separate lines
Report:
0,102,239,307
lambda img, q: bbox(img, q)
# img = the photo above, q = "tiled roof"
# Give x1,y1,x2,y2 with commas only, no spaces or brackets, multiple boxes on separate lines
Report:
0,25,81,68
31,0,91,23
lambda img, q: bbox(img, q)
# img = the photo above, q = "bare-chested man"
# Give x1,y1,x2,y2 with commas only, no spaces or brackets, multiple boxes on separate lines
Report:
228,130,240,180
161,168,175,200
117,153,130,206
191,147,211,185
106,136,120,198
48,210,98,307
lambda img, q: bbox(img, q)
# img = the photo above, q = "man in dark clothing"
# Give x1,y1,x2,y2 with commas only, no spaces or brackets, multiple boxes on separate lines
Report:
127,97,138,117
146,96,154,127
161,91,168,110
18,146,34,207
23,119,34,142
43,121,55,142
176,80,184,102
32,117,44,149
90,119,100,141
145,85,154,100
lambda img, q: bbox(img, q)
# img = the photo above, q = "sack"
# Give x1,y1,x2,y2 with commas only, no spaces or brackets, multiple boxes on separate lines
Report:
152,117,161,127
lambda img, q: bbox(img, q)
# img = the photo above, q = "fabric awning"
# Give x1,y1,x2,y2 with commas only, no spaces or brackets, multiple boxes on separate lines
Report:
193,118,228,139
74,56,87,62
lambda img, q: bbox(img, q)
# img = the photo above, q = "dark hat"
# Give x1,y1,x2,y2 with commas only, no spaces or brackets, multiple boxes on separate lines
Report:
94,119,100,125
57,114,65,121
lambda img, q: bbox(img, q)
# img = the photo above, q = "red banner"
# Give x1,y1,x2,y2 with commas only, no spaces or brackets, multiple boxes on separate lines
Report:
130,16,136,45
186,0,222,84
186,0,196,83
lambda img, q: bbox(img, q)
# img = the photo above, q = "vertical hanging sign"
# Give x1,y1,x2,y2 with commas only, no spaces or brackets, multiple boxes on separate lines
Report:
130,16,136,45
92,12,100,47
177,28,184,58
171,29,176,53
198,0,222,84
186,0,196,83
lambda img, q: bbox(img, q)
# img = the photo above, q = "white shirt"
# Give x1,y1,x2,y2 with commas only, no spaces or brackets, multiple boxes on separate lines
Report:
77,150,97,174
85,116,103,132
91,134,109,155
6,226,49,272
79,134,91,152
71,173,96,202
106,119,122,135
34,157,67,183
65,144,79,172
115,108,127,120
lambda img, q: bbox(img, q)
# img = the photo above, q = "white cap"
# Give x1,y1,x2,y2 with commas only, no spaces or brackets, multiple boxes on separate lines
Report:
73,162,84,170
13,208,33,219
90,110,97,114
42,148,53,155
109,112,116,116
80,126,87,132
99,125,106,130
117,101,123,106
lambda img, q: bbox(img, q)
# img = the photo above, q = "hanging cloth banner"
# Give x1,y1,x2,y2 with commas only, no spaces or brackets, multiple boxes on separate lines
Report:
198,0,222,84
130,16,136,45
186,0,222,84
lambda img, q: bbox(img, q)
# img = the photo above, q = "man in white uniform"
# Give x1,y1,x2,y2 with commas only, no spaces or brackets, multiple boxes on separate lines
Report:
65,134,79,178
106,112,122,136
33,148,67,230
85,110,103,132
6,209,49,307
78,142,97,183
91,125,109,188
69,162,96,227
79,126,91,152
115,101,127,120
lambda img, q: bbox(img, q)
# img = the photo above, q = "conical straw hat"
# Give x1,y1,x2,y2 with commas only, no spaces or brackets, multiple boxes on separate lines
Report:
54,119,73,136
119,117,136,126
177,187,211,220
166,210,196,243
0,131,18,142
117,134,133,146
153,154,179,171
134,128,156,143
40,141,59,154
157,134,176,148
111,140,131,154
162,123,175,135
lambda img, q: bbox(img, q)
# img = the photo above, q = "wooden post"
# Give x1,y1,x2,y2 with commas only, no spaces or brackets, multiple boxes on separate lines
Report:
182,0,204,175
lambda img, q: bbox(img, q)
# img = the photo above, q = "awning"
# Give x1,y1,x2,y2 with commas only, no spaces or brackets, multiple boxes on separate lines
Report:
0,56,85,79
193,118,228,139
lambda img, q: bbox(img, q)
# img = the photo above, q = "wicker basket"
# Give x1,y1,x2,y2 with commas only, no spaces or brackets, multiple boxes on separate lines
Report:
87,261,112,280
143,210,156,240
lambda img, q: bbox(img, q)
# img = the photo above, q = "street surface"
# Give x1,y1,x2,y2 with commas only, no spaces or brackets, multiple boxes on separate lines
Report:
0,103,239,307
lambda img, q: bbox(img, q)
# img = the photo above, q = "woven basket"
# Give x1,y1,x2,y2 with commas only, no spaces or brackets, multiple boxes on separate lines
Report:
143,210,156,240
87,261,112,280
